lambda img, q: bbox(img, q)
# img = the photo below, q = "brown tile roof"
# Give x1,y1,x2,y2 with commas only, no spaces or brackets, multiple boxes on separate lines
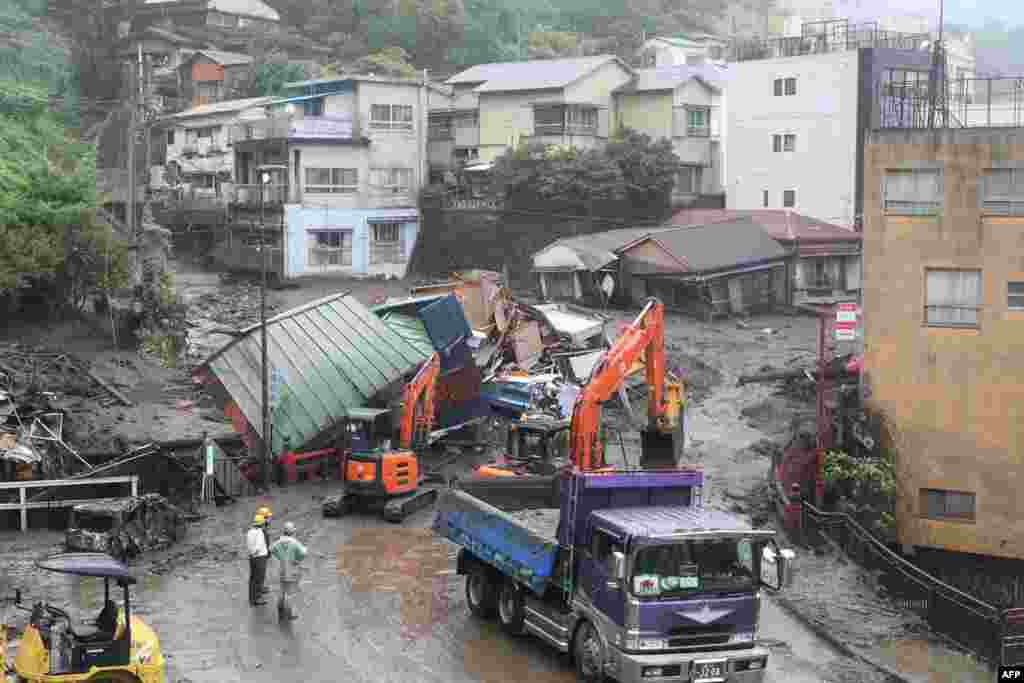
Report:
670,209,861,243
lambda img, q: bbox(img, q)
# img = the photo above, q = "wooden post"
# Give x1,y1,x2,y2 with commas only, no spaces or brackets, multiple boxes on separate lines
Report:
131,475,139,497
19,486,26,532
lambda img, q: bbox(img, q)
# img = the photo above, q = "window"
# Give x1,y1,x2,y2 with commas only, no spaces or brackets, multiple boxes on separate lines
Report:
370,104,414,130
534,105,564,132
920,488,975,522
773,78,783,96
307,230,352,268
772,134,782,152
428,116,453,140
982,168,1024,215
373,222,401,243
371,168,413,193
774,77,796,96
1010,282,1024,310
455,111,479,128
677,166,703,194
370,222,403,264
784,77,796,95
304,167,358,193
631,539,756,598
783,134,796,152
196,126,219,139
762,190,769,207
303,98,324,117
590,529,618,563
925,269,981,326
686,107,709,136
567,106,598,130
166,129,175,146
207,12,238,27
884,169,942,215
783,189,795,208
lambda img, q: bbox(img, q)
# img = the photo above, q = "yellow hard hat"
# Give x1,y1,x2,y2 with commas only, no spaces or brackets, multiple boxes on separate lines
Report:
257,506,272,518
253,514,265,525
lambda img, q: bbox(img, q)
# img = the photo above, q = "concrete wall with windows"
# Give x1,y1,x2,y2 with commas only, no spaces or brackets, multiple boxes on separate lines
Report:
283,205,419,279
725,49,860,226
862,127,1024,561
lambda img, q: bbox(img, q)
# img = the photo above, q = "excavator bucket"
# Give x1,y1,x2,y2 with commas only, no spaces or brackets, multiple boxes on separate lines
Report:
639,422,684,470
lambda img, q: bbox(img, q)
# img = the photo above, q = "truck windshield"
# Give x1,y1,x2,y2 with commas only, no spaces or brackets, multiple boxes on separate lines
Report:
631,538,755,598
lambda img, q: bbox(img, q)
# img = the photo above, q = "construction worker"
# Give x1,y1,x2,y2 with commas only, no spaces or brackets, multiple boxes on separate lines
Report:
269,521,307,621
246,514,268,606
257,506,273,546
257,506,273,598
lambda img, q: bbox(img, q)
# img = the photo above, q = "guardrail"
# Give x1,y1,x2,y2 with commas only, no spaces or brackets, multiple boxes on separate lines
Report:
0,475,139,531
797,496,1018,666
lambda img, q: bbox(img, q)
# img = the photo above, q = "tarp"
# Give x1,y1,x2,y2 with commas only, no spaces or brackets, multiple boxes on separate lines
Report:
420,294,472,373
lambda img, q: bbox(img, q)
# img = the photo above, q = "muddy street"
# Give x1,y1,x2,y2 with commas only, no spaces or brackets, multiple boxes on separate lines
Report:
0,260,991,682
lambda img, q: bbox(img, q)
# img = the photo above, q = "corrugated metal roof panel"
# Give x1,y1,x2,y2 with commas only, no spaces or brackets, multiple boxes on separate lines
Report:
379,313,435,358
203,292,429,454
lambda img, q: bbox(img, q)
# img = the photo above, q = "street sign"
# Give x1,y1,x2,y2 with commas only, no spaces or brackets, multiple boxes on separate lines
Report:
205,441,215,475
270,367,287,408
835,303,860,341
835,328,856,341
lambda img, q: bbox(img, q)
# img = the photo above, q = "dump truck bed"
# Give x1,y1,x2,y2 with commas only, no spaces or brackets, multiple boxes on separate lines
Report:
433,488,561,596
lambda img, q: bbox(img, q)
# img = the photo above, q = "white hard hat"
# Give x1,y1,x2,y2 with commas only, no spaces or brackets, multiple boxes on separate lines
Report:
283,521,296,535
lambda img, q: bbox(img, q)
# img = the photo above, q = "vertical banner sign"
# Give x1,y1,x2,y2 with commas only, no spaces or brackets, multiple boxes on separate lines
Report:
270,367,287,409
205,440,215,476
835,303,859,341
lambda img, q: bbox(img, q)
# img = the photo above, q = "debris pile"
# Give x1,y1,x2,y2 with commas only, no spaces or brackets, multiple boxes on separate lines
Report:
65,493,189,561
184,283,281,365
507,508,561,540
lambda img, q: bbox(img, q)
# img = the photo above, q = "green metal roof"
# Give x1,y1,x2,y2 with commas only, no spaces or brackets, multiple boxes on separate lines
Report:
378,312,435,358
201,292,430,454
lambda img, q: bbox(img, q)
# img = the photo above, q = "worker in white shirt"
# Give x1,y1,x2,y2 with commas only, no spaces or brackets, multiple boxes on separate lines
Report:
247,514,269,606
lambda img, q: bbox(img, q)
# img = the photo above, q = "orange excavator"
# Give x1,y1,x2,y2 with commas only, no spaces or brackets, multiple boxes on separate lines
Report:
476,298,685,479
323,352,444,522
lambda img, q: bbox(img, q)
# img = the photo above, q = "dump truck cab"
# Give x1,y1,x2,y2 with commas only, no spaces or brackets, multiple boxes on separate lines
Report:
11,552,165,683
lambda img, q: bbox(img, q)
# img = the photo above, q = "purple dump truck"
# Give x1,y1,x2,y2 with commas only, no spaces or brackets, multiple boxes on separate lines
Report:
433,469,795,683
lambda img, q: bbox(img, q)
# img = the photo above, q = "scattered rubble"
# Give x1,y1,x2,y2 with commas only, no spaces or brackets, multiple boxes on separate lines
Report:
508,508,560,540
65,493,189,561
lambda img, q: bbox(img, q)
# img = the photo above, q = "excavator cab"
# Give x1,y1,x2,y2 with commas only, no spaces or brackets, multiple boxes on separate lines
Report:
341,407,418,498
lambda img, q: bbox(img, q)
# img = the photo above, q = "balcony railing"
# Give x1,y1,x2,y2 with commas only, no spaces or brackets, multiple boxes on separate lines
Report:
229,116,294,144
230,184,290,207
877,77,1024,129
731,23,928,62
532,123,599,136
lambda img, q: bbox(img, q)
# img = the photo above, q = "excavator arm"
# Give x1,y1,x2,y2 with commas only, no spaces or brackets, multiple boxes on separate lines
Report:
570,298,683,470
399,352,441,450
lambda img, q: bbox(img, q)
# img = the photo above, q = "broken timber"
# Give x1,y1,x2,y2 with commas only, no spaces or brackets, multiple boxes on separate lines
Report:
86,368,133,406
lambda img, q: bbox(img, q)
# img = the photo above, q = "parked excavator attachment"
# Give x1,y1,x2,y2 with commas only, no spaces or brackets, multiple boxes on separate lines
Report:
639,424,684,470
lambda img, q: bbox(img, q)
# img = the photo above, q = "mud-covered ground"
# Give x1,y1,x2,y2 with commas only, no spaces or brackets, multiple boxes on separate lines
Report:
0,257,993,682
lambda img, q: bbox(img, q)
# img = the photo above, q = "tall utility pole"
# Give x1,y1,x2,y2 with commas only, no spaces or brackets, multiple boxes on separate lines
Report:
260,173,271,491
126,46,139,259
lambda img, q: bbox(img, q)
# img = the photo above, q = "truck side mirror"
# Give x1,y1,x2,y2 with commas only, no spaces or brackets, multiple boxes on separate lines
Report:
15,589,21,604
610,551,626,581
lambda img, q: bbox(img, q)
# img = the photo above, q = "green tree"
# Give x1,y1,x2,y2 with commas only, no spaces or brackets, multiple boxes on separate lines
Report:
352,47,419,78
0,80,127,304
526,30,579,58
490,141,625,211
247,60,310,97
605,127,680,217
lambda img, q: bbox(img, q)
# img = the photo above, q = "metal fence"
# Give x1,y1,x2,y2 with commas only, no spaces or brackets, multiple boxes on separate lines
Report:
878,76,1024,129
731,22,927,62
799,500,1021,665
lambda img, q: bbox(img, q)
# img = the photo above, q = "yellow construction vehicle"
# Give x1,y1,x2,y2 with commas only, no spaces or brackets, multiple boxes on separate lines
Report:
6,553,164,683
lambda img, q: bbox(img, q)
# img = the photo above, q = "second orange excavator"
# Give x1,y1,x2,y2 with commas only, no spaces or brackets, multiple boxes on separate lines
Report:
476,297,685,479
323,352,444,522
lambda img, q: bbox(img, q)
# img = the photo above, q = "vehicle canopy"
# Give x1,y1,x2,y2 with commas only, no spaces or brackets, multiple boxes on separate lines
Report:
36,552,137,585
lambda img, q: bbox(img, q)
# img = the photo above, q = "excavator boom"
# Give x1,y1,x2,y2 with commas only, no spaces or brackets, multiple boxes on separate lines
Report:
570,298,683,470
399,352,441,449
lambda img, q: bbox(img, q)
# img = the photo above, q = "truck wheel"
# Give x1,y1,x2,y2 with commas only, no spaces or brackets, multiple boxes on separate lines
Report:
573,621,606,683
465,565,497,618
497,579,526,635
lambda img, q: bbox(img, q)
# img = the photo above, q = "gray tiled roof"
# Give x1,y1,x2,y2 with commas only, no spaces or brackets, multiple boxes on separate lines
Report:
447,55,624,93
535,226,680,271
636,217,788,274
187,50,254,67
617,64,726,93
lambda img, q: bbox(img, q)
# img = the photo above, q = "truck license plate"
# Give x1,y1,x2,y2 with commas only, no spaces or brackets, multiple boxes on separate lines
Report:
692,659,726,682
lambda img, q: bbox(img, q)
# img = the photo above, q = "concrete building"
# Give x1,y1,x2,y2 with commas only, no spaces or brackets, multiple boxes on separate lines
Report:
115,26,209,114
613,65,726,204
133,0,280,36
635,35,729,68
725,19,932,228
152,96,273,198
227,75,428,279
429,56,635,170
862,126,1024,567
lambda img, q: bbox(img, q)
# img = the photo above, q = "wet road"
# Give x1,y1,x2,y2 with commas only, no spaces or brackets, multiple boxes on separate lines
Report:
6,487,860,683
